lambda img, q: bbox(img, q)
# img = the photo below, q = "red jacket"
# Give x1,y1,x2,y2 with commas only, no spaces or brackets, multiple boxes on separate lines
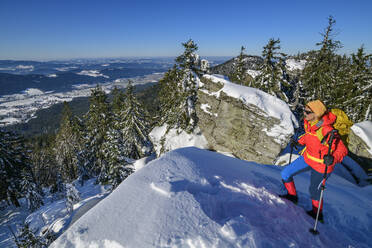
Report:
298,111,348,174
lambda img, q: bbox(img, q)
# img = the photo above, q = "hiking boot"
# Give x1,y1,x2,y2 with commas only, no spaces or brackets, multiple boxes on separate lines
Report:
307,210,324,223
279,194,298,204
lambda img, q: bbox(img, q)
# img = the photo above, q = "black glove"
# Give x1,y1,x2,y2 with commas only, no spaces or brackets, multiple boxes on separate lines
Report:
323,154,334,166
290,138,300,149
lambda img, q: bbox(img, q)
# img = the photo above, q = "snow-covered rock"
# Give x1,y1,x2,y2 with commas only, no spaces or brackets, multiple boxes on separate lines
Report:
197,74,298,164
51,147,372,248
350,121,372,156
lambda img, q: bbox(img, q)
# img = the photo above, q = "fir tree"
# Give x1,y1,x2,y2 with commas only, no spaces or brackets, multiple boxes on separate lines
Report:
254,38,290,102
65,183,80,213
301,16,343,106
0,129,34,207
16,222,46,248
29,135,58,187
99,128,133,188
120,81,153,159
159,39,202,132
51,172,65,200
20,172,43,212
82,85,112,177
230,46,252,86
54,102,82,182
346,46,372,121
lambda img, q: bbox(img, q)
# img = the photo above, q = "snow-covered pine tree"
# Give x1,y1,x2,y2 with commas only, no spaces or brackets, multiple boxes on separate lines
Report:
159,39,202,133
345,46,372,121
96,86,135,187
99,128,134,188
82,85,112,177
301,16,343,106
16,222,46,248
51,172,65,200
119,81,153,159
229,46,252,86
0,129,34,207
65,183,80,213
54,102,82,182
254,38,291,102
20,171,43,212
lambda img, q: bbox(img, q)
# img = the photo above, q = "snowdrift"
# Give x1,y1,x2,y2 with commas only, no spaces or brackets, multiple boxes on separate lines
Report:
51,147,372,248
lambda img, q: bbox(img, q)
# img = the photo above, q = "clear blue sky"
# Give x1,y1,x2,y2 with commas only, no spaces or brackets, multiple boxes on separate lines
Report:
1,0,371,60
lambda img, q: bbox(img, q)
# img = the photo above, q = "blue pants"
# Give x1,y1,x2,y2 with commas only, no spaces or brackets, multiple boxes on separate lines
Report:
281,156,328,200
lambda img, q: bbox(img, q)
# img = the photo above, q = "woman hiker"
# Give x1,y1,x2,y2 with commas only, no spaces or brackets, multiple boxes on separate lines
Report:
280,100,348,221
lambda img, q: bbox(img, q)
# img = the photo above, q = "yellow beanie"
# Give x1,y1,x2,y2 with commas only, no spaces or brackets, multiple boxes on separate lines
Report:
306,100,327,118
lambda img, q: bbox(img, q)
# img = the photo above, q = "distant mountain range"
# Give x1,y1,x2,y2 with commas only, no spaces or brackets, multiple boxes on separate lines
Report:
0,57,231,96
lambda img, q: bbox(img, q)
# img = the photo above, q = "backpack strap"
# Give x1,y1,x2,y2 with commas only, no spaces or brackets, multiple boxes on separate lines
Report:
320,129,338,145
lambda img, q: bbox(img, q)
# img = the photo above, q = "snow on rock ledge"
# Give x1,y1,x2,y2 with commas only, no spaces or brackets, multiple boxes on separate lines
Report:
351,121,372,155
197,74,298,164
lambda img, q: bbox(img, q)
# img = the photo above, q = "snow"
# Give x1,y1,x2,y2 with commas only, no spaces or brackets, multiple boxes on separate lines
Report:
149,124,209,155
202,74,298,143
200,103,217,117
23,88,44,96
0,179,111,248
285,59,306,71
77,70,109,78
247,69,260,78
51,147,372,248
0,73,164,126
351,121,372,155
16,65,34,70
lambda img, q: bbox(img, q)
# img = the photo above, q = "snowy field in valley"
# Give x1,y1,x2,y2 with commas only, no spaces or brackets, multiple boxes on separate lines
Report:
50,147,372,248
0,73,163,126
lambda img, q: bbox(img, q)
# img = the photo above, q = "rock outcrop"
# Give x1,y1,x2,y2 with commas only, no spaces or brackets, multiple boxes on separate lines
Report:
196,75,297,164
348,121,372,172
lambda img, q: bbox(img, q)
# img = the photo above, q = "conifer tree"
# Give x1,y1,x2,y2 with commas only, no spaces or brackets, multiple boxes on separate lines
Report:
230,46,251,86
82,85,112,177
65,183,80,213
16,222,46,248
51,172,65,200
120,81,153,159
344,46,372,121
0,129,35,207
20,171,43,212
99,128,133,188
54,102,82,182
159,39,202,132
254,38,290,102
301,16,342,105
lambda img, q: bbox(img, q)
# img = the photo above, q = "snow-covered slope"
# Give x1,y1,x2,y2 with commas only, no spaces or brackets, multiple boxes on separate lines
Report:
51,147,372,248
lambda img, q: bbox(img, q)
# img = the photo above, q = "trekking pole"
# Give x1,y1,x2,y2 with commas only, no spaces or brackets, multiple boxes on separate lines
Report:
309,130,337,235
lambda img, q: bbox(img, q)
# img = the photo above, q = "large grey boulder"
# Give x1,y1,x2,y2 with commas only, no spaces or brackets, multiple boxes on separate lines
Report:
196,75,297,164
348,121,372,171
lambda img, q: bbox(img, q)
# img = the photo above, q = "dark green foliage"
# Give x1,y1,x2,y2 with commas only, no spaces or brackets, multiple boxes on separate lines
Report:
229,46,253,86
254,38,290,102
301,16,371,122
15,222,46,248
82,85,112,177
301,16,343,105
159,39,201,133
54,102,83,182
0,129,36,207
21,172,43,212
118,81,153,159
